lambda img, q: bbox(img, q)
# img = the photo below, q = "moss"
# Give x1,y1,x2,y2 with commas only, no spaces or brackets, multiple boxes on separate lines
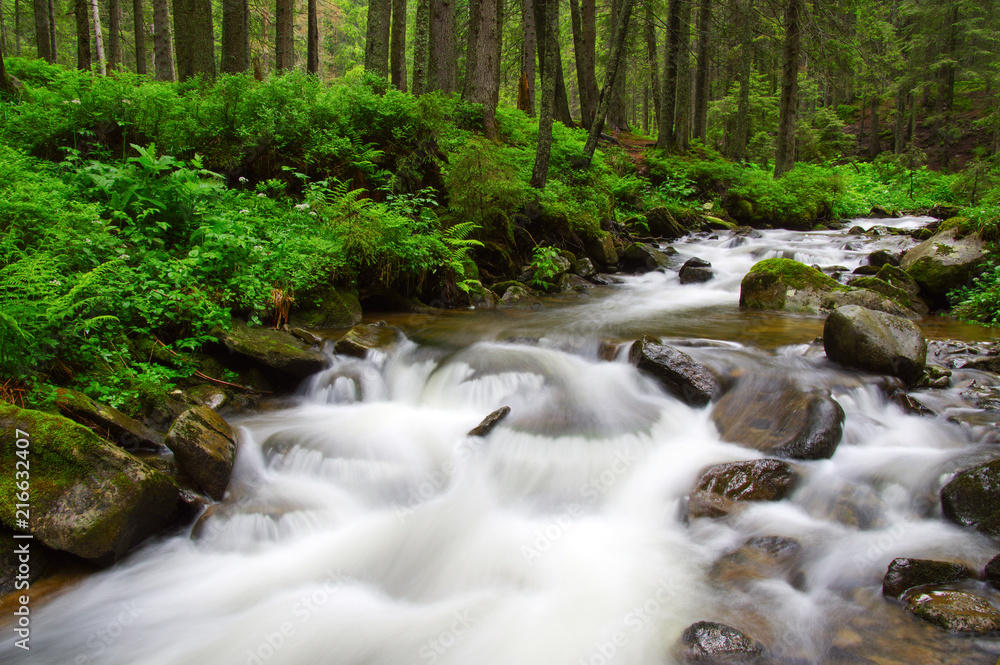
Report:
745,258,846,292
847,276,914,310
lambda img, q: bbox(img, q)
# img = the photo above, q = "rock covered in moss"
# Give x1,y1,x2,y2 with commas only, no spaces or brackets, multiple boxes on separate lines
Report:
940,459,1000,533
333,322,400,357
165,406,238,501
0,404,184,565
821,288,918,319
846,276,918,312
739,258,847,313
882,558,973,599
619,242,679,274
901,226,988,305
584,233,619,269
216,320,328,378
54,387,164,451
629,336,718,407
645,206,689,239
497,285,544,310
906,591,1000,633
289,286,362,329
823,305,927,386
867,249,901,267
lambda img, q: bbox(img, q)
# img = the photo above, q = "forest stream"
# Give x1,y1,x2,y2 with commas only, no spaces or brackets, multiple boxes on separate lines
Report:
6,216,1000,665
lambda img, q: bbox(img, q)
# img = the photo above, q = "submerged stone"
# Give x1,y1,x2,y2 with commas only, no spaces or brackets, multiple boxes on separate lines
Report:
906,591,1000,633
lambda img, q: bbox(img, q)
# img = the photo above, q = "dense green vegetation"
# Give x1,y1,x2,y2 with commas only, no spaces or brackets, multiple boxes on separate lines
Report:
1,58,999,412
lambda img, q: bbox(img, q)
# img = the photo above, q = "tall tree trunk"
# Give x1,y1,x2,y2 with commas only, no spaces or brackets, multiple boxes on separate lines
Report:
533,0,573,126
307,0,319,73
109,0,122,71
153,0,174,80
90,0,106,74
581,0,596,116
427,0,457,92
463,0,500,138
530,0,557,188
569,0,593,128
773,0,801,178
134,0,147,74
520,0,536,115
174,0,215,81
364,0,391,77
33,0,52,62
645,3,660,133
870,95,881,158
275,0,294,71
674,0,692,151
221,0,250,73
0,45,17,96
411,0,429,93
463,0,479,98
76,0,91,70
390,0,406,89
582,0,635,167
893,88,907,154
15,0,21,56
47,0,55,60
606,0,630,131
693,0,711,142
656,0,682,149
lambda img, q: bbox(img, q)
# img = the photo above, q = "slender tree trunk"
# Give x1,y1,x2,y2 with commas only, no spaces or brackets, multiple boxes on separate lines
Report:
569,0,594,128
0,2,7,61
364,0,391,77
134,0,147,74
390,0,406,89
583,0,635,167
656,0,682,149
530,0,557,188
463,0,500,138
693,0,711,142
307,0,319,73
645,3,660,132
15,0,21,56
674,0,692,151
581,0,597,117
870,95,881,158
463,0,479,98
411,0,429,93
47,0,54,60
0,46,16,96
90,0,106,74
520,0,536,115
606,0,630,131
533,0,573,126
221,0,250,73
773,0,801,178
108,0,122,70
275,0,294,71
153,0,174,80
76,0,91,70
893,87,906,153
427,0,457,92
33,0,52,62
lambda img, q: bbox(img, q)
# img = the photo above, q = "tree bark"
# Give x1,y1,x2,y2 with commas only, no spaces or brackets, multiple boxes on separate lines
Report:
15,0,21,56
153,0,174,80
656,0,682,149
134,0,147,74
520,0,536,115
390,0,406,89
0,44,18,96
365,0,391,77
76,0,91,70
306,0,318,73
427,0,457,92
570,0,594,128
674,0,692,150
606,0,630,131
583,0,635,167
645,3,660,133
692,0,711,142
463,0,500,137
109,0,122,71
530,0,557,188
275,0,294,71
221,0,250,73
33,0,52,62
533,0,573,126
47,0,55,60
773,0,802,178
90,0,106,74
174,0,216,81
411,0,429,93
870,95,881,158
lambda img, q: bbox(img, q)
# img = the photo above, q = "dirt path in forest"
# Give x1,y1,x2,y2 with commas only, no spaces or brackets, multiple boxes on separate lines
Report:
614,132,654,177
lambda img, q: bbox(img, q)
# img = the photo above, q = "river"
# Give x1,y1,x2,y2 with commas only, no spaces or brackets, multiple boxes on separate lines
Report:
4,217,1000,665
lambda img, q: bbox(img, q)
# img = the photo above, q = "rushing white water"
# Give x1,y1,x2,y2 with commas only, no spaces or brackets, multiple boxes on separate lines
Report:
6,216,1000,665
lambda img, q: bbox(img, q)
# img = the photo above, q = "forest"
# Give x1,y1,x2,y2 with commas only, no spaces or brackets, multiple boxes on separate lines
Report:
1,0,999,411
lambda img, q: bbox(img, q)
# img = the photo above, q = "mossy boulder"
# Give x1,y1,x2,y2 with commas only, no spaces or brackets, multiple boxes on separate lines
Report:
846,276,917,311
496,285,544,310
215,320,328,379
54,388,164,451
645,206,688,239
940,459,1000,533
906,591,1000,633
900,226,988,306
0,404,185,565
289,286,362,329
619,242,678,274
165,406,237,501
584,232,619,269
823,305,927,386
821,288,919,320
882,558,973,599
739,258,846,313
333,322,400,357
867,249,901,267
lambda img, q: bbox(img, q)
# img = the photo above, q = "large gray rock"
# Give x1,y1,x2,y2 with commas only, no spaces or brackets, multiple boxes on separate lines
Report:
711,379,845,459
906,591,1000,633
496,285,544,310
165,406,238,501
940,459,1000,534
679,257,715,284
882,558,973,599
333,322,400,357
629,336,718,407
55,387,164,450
216,320,327,378
821,288,918,320
0,404,184,565
584,233,619,269
823,305,927,386
619,242,678,274
901,226,988,305
678,621,765,663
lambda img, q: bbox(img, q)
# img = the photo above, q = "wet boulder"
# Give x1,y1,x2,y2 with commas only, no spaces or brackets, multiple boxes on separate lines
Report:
711,379,845,459
906,591,1000,633
710,536,803,590
695,459,800,503
575,257,597,280
496,285,544,310
867,249,901,267
901,226,988,306
468,406,511,437
54,387,164,451
821,288,918,320
619,242,678,273
0,404,185,565
845,276,919,314
584,233,619,269
677,621,765,663
558,273,595,293
645,206,689,239
288,286,362,329
679,257,715,284
882,558,973,599
939,459,1000,534
333,322,400,357
823,305,927,386
629,336,718,407
165,406,238,501
963,355,1000,375
739,258,846,313
215,320,328,379
985,554,1000,590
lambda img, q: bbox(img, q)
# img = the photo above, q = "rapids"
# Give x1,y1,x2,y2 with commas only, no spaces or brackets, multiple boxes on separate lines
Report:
4,217,1000,665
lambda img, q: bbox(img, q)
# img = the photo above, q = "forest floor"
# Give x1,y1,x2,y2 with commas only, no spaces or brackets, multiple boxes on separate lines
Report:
614,131,654,177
